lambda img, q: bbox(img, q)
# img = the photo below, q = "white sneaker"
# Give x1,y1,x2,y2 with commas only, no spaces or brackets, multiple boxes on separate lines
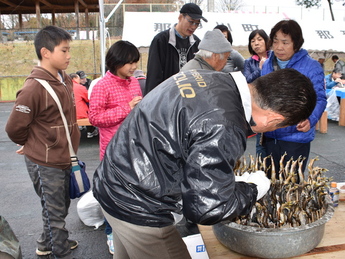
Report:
107,233,114,255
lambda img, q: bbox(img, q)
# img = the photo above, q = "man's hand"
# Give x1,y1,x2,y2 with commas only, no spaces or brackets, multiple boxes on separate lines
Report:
246,171,271,200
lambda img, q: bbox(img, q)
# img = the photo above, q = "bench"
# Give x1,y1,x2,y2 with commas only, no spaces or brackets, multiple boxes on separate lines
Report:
77,118,92,126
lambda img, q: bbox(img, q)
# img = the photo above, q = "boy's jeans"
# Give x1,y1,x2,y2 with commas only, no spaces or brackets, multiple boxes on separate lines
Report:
25,156,72,259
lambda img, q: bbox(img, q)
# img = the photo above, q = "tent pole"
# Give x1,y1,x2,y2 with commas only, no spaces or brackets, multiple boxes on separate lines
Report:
99,0,105,76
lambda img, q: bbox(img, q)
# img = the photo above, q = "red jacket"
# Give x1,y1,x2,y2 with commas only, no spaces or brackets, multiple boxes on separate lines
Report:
72,80,89,119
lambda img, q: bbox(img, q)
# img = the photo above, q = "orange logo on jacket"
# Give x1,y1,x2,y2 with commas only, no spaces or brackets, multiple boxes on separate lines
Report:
173,70,207,98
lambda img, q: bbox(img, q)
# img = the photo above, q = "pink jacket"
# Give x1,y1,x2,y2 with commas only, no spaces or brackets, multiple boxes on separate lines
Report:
89,71,142,160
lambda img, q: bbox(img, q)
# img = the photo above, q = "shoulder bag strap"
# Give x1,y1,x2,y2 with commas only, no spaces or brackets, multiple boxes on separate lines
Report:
34,78,76,158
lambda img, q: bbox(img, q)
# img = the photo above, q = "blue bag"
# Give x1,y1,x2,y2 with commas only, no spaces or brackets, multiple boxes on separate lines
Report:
70,158,91,199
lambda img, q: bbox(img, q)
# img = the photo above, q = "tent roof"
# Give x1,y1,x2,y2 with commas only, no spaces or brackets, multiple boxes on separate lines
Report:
0,0,99,15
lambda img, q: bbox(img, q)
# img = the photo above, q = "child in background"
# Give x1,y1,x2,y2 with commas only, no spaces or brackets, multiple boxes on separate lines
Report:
5,26,80,259
88,40,142,254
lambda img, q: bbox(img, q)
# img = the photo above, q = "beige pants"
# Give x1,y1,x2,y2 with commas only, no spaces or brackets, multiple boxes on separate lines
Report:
103,210,191,259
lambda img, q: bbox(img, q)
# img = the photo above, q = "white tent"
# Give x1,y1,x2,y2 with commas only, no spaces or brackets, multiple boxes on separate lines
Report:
122,11,345,53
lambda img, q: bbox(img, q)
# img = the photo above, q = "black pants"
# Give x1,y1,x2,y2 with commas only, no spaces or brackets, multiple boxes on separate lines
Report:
263,137,310,180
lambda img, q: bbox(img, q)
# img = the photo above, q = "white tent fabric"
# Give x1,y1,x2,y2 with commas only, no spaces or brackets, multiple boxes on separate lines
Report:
122,12,345,52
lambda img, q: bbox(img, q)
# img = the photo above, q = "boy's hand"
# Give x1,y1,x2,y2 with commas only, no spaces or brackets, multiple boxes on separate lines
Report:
16,145,24,155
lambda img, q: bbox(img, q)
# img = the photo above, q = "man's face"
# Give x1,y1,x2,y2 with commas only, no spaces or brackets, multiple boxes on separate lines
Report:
176,14,201,38
214,52,230,71
80,77,87,84
250,99,284,133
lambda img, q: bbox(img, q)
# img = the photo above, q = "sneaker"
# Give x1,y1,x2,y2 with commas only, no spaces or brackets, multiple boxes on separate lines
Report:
107,233,114,255
87,132,94,138
35,240,78,256
91,128,99,137
69,239,79,250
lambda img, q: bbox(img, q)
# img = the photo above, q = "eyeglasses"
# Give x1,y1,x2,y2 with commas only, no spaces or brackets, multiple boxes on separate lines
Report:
184,16,201,27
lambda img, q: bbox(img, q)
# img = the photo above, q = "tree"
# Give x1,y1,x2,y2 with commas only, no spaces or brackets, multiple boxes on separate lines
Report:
217,0,244,12
296,0,345,21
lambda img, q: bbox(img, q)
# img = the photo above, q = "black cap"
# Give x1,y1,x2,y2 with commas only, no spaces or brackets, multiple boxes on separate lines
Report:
180,3,208,22
76,70,86,79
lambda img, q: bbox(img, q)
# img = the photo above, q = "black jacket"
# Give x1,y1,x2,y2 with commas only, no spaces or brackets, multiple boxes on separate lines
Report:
145,27,200,95
93,70,257,227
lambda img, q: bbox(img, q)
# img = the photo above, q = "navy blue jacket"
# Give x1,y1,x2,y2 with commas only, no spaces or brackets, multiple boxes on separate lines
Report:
243,52,271,83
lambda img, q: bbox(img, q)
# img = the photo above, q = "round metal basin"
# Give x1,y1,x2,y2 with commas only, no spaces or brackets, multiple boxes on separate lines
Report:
213,202,334,259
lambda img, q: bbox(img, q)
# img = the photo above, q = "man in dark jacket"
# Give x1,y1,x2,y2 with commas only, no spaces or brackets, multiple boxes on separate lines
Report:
144,3,207,95
93,68,317,259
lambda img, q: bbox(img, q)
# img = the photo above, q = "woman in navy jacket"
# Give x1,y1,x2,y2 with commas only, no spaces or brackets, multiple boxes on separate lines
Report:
243,29,270,83
260,20,327,177
243,29,271,159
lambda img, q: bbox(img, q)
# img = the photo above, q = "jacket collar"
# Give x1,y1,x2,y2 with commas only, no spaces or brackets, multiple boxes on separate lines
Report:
230,72,251,124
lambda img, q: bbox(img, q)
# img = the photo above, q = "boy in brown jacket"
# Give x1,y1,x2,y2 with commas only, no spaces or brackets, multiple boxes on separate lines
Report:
6,26,80,259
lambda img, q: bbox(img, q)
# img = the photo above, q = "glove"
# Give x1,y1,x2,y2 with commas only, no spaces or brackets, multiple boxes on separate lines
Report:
234,172,250,182
246,170,271,200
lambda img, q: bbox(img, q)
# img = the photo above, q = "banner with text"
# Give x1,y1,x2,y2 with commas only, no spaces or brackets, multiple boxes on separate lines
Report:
123,12,345,52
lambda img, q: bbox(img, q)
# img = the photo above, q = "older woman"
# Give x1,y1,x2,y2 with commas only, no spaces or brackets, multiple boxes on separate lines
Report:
260,19,327,177
243,29,270,83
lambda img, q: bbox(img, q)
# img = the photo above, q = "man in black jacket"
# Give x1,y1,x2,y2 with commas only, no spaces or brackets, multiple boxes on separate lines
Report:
93,69,317,259
144,3,207,95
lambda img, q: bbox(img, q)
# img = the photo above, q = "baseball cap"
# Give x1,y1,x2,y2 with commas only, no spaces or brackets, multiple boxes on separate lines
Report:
76,70,87,79
180,3,208,22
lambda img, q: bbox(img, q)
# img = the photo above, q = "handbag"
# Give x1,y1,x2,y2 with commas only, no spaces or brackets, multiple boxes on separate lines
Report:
35,78,91,199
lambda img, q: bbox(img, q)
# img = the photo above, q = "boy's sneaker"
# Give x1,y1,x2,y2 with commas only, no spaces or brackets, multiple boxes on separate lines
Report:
35,239,79,256
69,239,79,250
107,233,114,255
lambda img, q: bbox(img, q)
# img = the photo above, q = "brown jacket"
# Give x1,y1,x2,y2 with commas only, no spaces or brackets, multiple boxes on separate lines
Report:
6,66,80,169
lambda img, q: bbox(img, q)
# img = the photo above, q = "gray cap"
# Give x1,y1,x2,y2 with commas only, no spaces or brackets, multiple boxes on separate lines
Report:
198,29,232,54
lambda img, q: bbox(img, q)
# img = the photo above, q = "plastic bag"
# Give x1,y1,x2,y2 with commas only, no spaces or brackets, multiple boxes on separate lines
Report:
77,191,104,229
325,89,340,121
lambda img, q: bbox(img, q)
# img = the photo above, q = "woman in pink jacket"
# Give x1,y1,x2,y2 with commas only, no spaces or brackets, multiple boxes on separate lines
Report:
89,40,142,160
89,40,142,255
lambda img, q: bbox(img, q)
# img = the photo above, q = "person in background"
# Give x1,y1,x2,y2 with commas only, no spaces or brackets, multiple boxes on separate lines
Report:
261,19,327,177
243,29,270,158
5,25,80,259
331,55,345,79
76,70,92,89
133,69,146,94
243,29,270,84
181,29,231,72
70,73,98,138
70,73,89,120
93,68,317,259
318,57,325,71
214,24,245,73
88,40,142,255
325,68,344,89
144,3,207,95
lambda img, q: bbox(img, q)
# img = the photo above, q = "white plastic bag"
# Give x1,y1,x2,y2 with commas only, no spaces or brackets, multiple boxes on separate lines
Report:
325,89,340,121
77,190,104,229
